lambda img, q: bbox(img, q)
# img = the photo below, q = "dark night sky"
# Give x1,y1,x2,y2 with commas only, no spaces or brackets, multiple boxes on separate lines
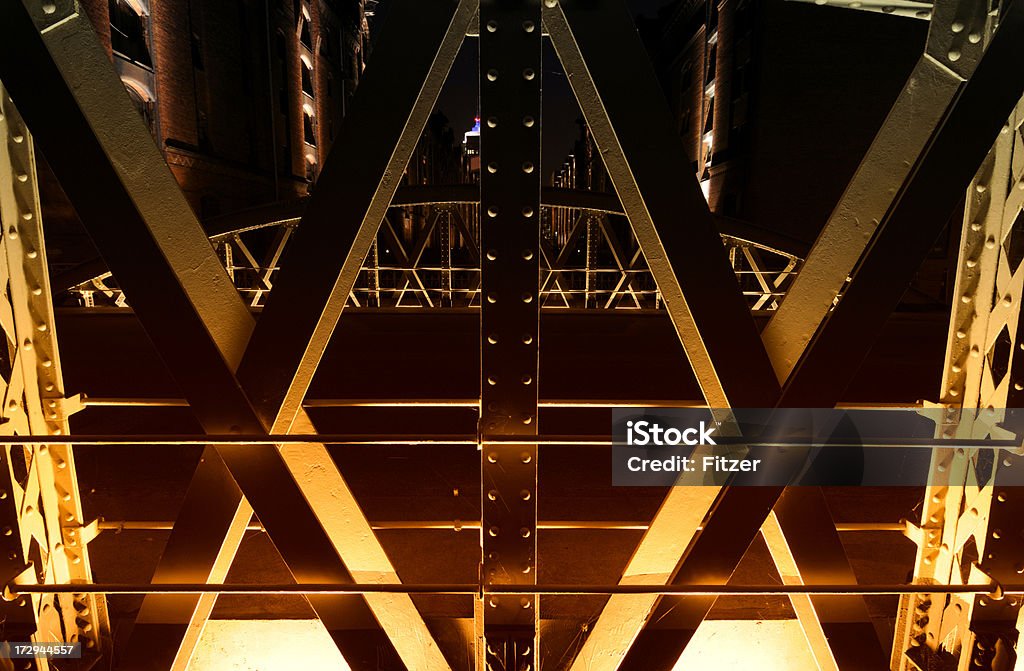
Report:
372,0,676,180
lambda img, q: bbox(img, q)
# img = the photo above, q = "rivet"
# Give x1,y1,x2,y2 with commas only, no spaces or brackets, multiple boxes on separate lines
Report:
968,32,981,43
487,489,498,501
1003,457,1013,467
997,492,1008,502
975,183,987,194
489,526,500,537
520,451,532,464
486,249,497,261
522,334,533,345
486,20,498,32
487,69,498,82
961,295,972,304
453,519,463,531
42,2,57,14
21,212,32,221
23,338,32,350
993,529,1003,539
487,451,498,463
488,596,499,607
522,249,534,261
520,489,531,501
521,374,532,385
523,20,535,32
986,236,996,249
951,20,965,32
948,49,961,62
487,207,499,218
522,292,533,304
486,117,498,128
2,527,11,536
520,597,532,609
523,117,535,129
544,0,558,7
523,68,536,81
521,414,533,425
11,134,23,144
956,330,966,339
487,333,498,345
522,206,535,218
487,375,498,386
487,293,498,304
487,163,498,174
1004,295,1014,307
7,226,18,239
520,527,531,538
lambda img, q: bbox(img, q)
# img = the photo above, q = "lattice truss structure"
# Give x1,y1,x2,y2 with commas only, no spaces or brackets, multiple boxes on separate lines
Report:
894,82,1024,671
0,0,1023,670
0,86,109,667
66,197,802,312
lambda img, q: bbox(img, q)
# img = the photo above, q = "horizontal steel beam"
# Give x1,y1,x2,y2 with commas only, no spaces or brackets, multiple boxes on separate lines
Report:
95,520,905,532
8,583,1013,596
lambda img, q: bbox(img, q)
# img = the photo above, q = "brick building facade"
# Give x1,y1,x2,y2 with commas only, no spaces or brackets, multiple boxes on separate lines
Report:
79,0,368,215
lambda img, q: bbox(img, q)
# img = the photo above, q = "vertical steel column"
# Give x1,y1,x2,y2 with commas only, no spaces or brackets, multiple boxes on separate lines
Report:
479,2,542,669
441,208,453,308
894,60,1024,671
0,83,109,667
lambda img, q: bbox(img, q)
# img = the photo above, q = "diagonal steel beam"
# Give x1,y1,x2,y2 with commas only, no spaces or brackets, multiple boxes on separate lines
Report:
595,2,1024,668
235,0,476,429
762,0,990,382
543,0,779,410
549,0,1024,667
0,3,461,669
542,2,781,669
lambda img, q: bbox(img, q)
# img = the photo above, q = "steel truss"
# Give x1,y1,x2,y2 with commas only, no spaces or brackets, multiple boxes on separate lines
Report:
62,193,804,313
0,85,109,670
0,0,1021,670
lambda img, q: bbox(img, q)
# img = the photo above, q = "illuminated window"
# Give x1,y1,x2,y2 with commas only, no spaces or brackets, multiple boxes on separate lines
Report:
124,83,156,135
109,0,152,67
301,56,315,97
303,105,316,146
299,5,313,49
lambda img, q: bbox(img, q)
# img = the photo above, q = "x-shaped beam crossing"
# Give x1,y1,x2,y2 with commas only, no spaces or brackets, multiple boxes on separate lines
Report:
2,0,1023,669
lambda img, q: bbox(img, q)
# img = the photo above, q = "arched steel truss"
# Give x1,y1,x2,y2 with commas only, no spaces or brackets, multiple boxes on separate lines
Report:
66,185,806,312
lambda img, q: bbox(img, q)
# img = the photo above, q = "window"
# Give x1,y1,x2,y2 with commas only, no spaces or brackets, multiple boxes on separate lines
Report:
299,5,313,49
303,106,316,146
125,83,156,135
109,0,152,67
301,57,315,97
